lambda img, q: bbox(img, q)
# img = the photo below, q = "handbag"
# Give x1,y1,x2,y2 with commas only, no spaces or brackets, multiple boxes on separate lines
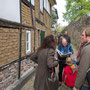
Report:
60,83,67,90
47,71,59,90
86,68,90,85
46,50,59,90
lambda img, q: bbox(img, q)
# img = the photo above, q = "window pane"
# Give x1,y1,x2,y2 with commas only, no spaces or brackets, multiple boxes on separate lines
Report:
47,1,50,14
40,0,43,12
26,33,29,41
27,43,29,50
31,0,34,6
26,31,31,53
44,0,47,10
27,0,30,2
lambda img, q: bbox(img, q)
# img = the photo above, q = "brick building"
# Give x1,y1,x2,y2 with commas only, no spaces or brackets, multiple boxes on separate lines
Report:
0,0,56,66
0,0,56,89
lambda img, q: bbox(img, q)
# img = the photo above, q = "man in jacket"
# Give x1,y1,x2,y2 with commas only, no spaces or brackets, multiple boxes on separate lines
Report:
64,31,71,44
57,38,73,85
73,27,90,90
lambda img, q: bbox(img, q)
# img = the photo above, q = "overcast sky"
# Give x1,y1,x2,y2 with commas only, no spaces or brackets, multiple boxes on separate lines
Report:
54,0,68,26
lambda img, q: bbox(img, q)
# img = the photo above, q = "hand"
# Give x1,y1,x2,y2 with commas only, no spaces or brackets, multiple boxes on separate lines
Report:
54,56,58,60
73,87,77,90
69,52,72,55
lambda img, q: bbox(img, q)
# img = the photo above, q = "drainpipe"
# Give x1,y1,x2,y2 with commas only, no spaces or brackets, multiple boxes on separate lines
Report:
18,0,22,79
30,0,35,52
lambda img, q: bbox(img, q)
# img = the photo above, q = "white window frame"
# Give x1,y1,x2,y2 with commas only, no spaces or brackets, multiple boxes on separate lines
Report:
27,0,35,6
44,0,50,14
40,0,44,13
47,0,50,14
44,0,47,10
26,31,31,54
31,0,35,6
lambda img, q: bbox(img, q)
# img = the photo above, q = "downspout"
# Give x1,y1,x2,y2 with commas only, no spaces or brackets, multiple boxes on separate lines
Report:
30,0,35,52
18,0,22,79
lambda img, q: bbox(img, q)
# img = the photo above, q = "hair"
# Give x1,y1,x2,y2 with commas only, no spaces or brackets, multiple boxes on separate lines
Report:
66,57,72,61
85,27,90,36
66,57,73,66
38,35,57,51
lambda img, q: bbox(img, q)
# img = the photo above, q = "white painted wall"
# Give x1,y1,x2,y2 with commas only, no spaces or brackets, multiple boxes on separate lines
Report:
0,0,20,23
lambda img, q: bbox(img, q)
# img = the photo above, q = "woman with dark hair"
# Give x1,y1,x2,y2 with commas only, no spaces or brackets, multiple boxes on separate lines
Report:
30,35,58,90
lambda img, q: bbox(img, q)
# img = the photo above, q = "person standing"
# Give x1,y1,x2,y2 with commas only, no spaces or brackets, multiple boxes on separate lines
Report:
58,33,63,45
76,30,87,65
29,35,58,90
57,38,73,85
73,27,90,90
64,31,71,44
62,57,77,90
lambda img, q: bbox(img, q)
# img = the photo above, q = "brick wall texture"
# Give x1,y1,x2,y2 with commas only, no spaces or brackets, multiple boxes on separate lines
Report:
0,0,52,66
0,0,54,89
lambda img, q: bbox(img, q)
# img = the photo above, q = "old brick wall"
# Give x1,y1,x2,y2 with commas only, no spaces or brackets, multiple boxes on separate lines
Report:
0,58,36,90
63,16,90,48
0,28,19,66
0,0,54,89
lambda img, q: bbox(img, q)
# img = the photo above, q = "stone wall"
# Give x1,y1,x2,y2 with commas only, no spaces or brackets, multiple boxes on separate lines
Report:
0,58,36,90
63,16,90,48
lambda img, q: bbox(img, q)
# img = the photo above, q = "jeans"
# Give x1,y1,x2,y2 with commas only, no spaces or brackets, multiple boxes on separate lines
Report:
80,86,90,90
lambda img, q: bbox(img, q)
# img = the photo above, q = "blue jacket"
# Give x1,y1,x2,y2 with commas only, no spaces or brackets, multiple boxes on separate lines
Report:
57,43,73,60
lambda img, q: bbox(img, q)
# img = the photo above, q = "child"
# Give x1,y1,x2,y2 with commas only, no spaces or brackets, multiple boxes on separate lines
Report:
62,57,77,90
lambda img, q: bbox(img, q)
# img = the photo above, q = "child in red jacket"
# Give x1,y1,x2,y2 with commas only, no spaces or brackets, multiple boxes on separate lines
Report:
62,57,77,90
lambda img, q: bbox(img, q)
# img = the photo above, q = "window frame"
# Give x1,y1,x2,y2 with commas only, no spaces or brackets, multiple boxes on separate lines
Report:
40,0,44,13
26,31,31,54
44,0,50,15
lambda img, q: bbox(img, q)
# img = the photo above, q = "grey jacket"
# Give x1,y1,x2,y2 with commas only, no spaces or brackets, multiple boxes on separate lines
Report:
30,48,58,90
75,42,90,88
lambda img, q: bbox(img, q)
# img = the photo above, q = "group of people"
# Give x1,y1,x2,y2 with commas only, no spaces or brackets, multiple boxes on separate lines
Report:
29,27,90,90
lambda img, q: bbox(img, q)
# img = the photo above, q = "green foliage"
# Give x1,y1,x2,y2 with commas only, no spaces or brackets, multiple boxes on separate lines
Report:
56,25,66,34
56,24,61,33
63,0,90,22
51,12,57,28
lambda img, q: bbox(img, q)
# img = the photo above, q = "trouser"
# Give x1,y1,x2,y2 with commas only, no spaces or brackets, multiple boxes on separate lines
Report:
66,86,73,90
80,86,90,90
58,60,66,82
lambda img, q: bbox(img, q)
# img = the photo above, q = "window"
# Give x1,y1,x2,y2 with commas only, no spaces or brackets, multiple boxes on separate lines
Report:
44,0,47,10
44,0,50,14
26,31,31,54
31,0,35,6
27,0,35,6
27,0,30,2
40,0,43,13
47,0,50,14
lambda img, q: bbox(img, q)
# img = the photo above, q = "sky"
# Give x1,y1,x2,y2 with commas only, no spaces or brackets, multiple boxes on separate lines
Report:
54,0,68,26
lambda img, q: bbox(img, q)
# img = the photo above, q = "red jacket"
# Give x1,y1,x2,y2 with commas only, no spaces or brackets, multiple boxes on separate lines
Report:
62,66,78,87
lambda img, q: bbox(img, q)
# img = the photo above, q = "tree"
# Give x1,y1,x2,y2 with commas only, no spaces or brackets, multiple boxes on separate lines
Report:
56,24,66,34
63,0,90,22
56,24,61,33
